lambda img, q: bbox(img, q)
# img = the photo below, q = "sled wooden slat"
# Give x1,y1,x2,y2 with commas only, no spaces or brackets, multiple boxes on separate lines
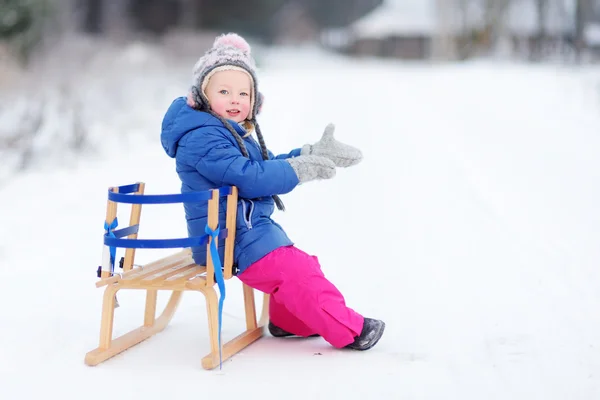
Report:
95,250,192,288
167,266,207,281
85,184,270,370
139,262,197,283
124,254,193,282
185,275,208,290
166,265,206,283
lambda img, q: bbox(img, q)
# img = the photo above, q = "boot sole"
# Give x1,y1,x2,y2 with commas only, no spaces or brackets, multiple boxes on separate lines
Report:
269,324,320,338
270,332,320,338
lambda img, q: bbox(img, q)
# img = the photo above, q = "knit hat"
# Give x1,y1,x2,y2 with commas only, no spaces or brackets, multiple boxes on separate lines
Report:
188,33,284,211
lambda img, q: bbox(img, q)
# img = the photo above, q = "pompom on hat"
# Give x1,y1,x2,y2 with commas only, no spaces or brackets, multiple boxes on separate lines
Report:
187,33,285,211
189,33,264,119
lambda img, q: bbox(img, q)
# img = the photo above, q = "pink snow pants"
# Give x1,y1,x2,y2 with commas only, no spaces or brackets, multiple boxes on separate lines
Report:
237,245,364,348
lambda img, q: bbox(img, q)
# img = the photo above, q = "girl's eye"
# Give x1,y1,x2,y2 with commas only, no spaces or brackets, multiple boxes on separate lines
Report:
219,90,228,95
240,92,249,97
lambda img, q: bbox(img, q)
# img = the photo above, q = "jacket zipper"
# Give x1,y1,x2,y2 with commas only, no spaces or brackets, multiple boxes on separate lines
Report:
241,199,254,229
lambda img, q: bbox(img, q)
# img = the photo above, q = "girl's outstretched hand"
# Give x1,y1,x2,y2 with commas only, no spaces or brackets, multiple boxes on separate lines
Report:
301,124,363,168
286,155,336,184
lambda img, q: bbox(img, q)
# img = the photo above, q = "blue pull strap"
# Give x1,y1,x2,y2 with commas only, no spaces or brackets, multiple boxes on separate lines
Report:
205,224,225,370
104,218,119,274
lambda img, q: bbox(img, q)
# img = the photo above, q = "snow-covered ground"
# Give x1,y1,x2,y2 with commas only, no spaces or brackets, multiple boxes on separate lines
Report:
1,40,600,399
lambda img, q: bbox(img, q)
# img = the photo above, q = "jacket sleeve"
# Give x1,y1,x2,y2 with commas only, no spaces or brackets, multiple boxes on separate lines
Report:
180,128,300,198
268,148,302,160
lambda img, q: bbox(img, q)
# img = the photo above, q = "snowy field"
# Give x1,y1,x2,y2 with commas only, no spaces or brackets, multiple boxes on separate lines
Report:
1,41,600,399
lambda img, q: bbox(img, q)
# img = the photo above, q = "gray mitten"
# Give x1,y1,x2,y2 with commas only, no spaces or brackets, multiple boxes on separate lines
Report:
286,155,336,184
301,123,363,168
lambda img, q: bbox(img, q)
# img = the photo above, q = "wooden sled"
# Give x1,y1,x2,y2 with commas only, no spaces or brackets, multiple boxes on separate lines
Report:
85,183,269,370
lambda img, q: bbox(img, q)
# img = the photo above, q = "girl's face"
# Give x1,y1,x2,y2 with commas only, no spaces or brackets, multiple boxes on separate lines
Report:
205,70,252,123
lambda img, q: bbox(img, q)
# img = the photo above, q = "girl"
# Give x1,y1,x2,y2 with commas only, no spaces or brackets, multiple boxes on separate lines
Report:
160,33,385,351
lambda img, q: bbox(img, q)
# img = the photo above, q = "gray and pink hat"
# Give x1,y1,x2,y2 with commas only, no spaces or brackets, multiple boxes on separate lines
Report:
189,33,263,120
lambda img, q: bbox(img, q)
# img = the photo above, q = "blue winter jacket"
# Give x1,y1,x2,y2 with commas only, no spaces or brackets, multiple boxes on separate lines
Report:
160,97,301,274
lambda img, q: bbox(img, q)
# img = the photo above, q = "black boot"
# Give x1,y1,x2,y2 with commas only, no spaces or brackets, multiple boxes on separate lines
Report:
345,318,385,351
268,321,320,338
268,321,294,337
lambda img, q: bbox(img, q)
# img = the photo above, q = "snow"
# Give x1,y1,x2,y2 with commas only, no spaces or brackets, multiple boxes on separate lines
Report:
1,40,600,399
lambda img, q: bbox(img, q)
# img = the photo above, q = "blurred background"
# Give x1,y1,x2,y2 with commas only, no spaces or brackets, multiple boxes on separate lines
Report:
3,0,600,62
0,0,599,184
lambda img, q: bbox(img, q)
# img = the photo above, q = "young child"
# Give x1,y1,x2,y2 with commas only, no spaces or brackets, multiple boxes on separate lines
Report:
160,33,385,350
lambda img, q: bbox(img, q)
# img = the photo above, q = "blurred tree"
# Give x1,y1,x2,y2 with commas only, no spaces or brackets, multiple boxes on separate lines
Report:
574,0,588,61
433,0,458,60
124,0,286,39
199,0,286,40
72,0,386,42
129,0,181,35
0,0,33,38
79,0,102,34
481,0,511,55
531,0,549,60
179,0,201,29
126,0,384,41
300,0,383,28
0,0,52,64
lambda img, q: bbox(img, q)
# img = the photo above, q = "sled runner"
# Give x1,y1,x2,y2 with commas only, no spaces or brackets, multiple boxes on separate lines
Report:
84,182,269,370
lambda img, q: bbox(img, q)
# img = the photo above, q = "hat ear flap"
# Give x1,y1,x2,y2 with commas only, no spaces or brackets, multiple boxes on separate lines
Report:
188,86,208,110
256,91,264,115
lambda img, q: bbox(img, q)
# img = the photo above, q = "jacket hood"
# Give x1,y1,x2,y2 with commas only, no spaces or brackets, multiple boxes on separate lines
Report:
161,97,222,158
